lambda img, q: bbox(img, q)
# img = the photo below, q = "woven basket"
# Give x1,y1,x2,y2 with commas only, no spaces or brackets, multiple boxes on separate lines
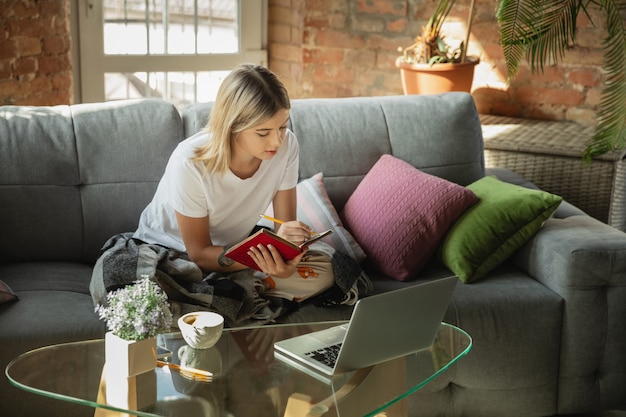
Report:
480,115,626,231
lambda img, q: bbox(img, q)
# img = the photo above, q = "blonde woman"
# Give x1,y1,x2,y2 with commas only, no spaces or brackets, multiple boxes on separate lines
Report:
133,64,332,300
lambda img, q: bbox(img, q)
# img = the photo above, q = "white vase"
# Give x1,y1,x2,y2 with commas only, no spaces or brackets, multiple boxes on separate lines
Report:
104,367,157,410
105,332,156,377
104,332,157,410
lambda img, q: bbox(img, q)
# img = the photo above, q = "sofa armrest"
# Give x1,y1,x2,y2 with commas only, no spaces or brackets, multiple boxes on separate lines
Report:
511,214,626,412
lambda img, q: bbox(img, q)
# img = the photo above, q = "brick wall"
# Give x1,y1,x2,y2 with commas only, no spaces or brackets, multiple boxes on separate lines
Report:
269,0,617,126
0,0,73,105
0,0,619,128
267,0,305,100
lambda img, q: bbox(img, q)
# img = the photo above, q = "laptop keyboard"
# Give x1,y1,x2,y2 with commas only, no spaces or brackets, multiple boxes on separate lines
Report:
305,343,342,368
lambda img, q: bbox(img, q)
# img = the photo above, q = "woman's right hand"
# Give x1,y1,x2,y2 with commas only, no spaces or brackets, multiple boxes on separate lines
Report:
276,220,312,245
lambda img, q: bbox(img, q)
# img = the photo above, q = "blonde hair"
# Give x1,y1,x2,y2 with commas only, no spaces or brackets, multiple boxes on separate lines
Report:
193,64,291,174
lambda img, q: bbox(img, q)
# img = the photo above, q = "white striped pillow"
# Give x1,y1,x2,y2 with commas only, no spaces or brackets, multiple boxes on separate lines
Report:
261,173,366,263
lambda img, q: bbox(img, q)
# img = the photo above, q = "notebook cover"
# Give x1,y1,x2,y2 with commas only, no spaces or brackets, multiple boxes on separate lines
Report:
224,229,303,271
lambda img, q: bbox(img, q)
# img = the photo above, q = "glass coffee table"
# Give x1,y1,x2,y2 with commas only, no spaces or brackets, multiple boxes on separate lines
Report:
6,321,471,417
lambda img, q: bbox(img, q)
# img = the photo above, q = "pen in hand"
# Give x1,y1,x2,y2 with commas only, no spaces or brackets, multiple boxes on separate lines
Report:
259,214,318,235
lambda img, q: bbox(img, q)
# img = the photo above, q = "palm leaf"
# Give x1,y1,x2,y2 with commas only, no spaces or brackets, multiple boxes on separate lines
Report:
583,0,626,161
498,0,626,160
524,2,580,72
496,0,530,78
497,0,580,79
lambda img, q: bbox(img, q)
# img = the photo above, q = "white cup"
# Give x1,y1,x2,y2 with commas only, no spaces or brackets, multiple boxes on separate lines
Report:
177,311,224,349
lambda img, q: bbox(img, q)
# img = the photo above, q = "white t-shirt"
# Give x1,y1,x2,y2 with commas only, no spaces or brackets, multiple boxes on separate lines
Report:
134,129,300,252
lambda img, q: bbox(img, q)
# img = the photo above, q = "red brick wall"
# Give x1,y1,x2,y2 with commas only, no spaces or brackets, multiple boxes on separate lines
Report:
0,0,73,105
267,0,305,99
269,0,617,126
0,0,619,128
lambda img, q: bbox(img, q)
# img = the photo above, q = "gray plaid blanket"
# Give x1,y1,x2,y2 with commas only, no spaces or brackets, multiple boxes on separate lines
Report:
89,233,372,327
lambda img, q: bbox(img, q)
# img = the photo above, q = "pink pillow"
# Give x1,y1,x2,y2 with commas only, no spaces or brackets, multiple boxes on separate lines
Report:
341,155,478,281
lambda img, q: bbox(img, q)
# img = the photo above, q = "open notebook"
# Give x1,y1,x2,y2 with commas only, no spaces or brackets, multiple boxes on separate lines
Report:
274,276,458,382
224,227,332,271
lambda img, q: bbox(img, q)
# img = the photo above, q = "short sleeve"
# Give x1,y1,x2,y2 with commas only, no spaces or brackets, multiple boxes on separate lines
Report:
279,130,300,190
167,155,209,218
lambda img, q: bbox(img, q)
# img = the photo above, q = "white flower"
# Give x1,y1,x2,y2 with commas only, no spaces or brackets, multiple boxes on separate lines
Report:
96,277,173,341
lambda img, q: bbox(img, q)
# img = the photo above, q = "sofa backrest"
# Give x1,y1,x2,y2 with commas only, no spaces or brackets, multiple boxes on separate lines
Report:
183,92,485,211
0,99,184,264
0,93,484,264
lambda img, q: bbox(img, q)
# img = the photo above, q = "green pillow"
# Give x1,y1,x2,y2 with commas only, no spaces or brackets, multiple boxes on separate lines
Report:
439,176,562,283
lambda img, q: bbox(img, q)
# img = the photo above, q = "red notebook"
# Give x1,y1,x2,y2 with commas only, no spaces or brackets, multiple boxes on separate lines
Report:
224,228,333,271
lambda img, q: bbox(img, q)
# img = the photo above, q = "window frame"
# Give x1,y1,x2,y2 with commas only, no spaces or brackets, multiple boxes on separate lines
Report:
71,0,267,104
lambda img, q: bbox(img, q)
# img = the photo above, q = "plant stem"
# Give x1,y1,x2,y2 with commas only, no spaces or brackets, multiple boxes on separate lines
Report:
461,0,477,63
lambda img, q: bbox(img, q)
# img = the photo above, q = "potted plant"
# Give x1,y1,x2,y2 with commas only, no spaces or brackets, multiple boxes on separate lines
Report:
397,0,625,159
495,0,626,160
96,277,173,409
396,0,479,95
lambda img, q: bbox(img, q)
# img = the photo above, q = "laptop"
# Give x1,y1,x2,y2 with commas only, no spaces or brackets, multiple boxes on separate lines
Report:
274,275,457,380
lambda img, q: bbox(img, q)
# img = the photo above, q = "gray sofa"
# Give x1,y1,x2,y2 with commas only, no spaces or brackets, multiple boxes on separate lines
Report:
1,93,625,417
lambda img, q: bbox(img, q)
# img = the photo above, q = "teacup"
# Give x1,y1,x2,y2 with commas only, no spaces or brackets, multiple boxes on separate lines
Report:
177,311,224,349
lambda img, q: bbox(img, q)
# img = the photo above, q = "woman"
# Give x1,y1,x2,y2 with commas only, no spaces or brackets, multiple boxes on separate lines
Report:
133,64,333,301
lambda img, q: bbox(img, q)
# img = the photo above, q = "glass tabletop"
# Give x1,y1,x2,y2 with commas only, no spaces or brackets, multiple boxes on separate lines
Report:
6,321,471,417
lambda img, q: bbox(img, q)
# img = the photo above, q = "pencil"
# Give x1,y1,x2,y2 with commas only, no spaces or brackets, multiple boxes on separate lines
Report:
259,214,284,224
259,214,318,235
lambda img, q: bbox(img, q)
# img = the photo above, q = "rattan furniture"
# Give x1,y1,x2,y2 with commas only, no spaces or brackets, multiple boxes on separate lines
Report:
481,114,626,231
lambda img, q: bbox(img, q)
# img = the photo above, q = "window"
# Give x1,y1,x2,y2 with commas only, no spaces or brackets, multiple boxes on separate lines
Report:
74,0,266,108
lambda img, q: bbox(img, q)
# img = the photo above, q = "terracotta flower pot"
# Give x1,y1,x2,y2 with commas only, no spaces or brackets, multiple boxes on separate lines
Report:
396,56,480,95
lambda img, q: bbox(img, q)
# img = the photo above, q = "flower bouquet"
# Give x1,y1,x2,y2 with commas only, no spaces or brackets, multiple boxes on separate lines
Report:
96,277,173,409
96,276,173,341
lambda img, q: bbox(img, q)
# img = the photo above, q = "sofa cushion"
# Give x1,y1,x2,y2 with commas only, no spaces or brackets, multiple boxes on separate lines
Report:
0,280,18,304
439,176,563,283
72,99,184,263
341,154,478,281
261,173,366,262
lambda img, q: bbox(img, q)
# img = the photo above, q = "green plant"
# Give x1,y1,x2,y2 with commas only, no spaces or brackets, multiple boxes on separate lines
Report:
397,0,625,159
496,0,626,160
96,277,173,341
397,0,477,65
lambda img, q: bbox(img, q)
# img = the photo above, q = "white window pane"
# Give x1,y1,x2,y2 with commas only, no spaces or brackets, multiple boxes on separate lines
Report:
103,0,239,56
105,71,229,109
195,23,238,53
104,23,148,54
